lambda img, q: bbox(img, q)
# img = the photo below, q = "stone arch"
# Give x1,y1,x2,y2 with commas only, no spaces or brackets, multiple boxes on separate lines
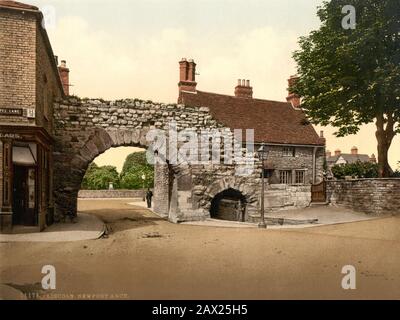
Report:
210,188,247,221
201,176,259,222
203,176,258,205
53,127,175,221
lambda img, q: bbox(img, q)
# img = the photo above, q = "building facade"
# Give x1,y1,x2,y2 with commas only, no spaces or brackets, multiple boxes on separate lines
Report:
0,1,67,232
177,58,326,216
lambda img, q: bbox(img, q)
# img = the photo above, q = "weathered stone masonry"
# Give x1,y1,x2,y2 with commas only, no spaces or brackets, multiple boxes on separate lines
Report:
327,179,400,215
53,97,263,223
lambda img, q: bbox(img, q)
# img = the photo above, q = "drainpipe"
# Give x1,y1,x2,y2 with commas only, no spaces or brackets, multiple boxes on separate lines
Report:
312,147,317,184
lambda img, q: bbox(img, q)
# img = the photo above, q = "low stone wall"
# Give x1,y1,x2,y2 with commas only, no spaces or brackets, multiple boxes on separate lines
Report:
78,189,147,199
264,184,312,212
326,179,400,215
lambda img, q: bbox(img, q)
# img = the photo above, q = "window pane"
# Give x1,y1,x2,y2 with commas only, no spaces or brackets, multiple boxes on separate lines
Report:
295,170,305,184
279,170,292,184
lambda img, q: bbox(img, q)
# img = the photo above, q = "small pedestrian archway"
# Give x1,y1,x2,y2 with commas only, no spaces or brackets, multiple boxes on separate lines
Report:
210,188,247,222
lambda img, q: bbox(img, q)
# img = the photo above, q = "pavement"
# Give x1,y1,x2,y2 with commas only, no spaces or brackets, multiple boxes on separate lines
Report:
0,213,105,243
1,199,399,300
157,203,377,229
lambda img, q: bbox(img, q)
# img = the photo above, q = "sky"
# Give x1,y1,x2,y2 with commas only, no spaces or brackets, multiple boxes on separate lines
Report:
31,0,399,172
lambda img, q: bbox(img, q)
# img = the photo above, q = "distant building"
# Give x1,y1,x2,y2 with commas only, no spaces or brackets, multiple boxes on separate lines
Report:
326,147,376,169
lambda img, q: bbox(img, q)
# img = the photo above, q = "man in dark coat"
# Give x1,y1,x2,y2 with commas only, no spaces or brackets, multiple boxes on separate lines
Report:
146,189,153,209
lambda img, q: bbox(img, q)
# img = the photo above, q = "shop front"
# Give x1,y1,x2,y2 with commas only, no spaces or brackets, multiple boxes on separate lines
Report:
0,126,54,233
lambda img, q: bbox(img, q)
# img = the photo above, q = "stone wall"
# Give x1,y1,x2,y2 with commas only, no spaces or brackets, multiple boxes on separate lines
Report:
264,184,312,212
266,145,324,185
53,96,325,223
52,97,261,222
327,179,400,215
78,189,148,199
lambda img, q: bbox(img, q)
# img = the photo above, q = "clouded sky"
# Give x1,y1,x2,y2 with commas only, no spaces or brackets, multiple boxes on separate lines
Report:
31,0,399,171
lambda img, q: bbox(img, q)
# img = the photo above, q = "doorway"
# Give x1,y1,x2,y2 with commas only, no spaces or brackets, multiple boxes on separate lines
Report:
12,165,37,226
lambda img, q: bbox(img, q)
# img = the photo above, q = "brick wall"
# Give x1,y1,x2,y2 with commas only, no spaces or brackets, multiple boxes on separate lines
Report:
0,9,36,125
0,8,62,130
35,22,63,135
327,179,400,215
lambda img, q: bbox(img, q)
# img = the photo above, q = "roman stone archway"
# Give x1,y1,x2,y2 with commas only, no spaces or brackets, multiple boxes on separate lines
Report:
200,176,260,222
52,97,263,223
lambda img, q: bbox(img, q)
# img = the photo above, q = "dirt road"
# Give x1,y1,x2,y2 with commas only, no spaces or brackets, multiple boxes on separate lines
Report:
1,200,399,300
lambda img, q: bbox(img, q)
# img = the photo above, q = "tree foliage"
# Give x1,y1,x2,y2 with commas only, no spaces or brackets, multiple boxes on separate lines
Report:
120,151,154,189
331,161,379,179
81,163,120,190
293,0,400,177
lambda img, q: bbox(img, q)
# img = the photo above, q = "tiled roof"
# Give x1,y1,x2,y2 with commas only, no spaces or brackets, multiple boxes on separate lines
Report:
327,154,371,164
179,90,325,146
0,0,38,10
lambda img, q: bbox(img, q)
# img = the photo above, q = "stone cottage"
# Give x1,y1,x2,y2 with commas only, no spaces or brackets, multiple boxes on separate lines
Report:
177,59,326,216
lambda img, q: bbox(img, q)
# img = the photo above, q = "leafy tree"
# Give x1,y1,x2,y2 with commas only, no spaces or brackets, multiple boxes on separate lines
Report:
331,161,379,179
81,163,120,190
120,151,154,189
293,0,400,177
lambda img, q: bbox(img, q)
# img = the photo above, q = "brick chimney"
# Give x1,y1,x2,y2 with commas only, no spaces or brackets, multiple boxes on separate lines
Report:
178,58,197,94
58,60,70,96
351,146,358,155
326,150,332,158
370,154,376,163
335,149,341,156
234,79,253,99
286,75,301,108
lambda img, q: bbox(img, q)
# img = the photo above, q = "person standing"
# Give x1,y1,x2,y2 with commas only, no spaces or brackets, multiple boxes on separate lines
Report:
146,189,153,209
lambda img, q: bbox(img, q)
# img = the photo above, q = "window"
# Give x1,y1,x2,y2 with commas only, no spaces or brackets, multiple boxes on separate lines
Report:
295,170,306,184
262,169,274,178
279,170,292,184
283,147,295,157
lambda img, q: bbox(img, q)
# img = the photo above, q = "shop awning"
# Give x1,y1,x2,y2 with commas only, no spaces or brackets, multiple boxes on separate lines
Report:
12,144,37,165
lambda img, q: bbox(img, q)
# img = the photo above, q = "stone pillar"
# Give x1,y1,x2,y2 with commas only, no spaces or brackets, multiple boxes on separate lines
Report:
153,163,170,217
0,139,13,233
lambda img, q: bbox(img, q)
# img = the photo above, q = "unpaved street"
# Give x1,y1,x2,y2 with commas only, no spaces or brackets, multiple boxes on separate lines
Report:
1,200,399,300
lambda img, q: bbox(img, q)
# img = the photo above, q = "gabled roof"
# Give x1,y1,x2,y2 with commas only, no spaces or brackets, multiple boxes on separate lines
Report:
179,90,325,146
327,154,371,164
0,0,38,11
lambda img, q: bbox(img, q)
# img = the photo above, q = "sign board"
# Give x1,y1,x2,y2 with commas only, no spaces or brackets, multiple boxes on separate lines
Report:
0,108,23,116
0,133,23,139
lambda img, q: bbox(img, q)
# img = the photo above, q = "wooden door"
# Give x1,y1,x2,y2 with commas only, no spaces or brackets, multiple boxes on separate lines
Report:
311,181,326,203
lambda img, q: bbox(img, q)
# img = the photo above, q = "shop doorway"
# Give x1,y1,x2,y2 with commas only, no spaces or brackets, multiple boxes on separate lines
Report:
12,165,37,226
11,142,38,227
